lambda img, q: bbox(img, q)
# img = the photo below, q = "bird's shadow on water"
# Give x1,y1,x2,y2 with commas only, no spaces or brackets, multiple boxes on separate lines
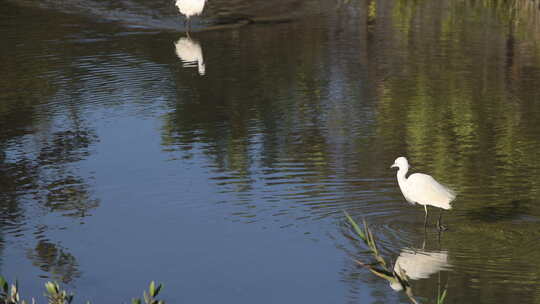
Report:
342,212,450,304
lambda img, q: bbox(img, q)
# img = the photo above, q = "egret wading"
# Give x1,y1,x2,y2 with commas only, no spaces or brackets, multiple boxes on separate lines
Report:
175,0,206,30
391,157,456,230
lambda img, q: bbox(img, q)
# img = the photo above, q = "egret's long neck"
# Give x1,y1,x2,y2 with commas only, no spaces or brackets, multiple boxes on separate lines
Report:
396,166,408,188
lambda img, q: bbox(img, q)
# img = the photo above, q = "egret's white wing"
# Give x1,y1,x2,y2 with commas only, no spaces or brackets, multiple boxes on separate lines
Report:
176,0,206,17
407,173,455,209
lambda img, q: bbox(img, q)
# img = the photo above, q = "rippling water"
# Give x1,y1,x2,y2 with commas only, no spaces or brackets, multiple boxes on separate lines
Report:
2,0,540,303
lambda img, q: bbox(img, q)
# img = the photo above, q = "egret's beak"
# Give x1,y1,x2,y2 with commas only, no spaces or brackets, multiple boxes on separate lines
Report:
390,163,397,169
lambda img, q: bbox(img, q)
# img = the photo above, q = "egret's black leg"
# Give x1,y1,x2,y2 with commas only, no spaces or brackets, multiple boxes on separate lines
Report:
437,209,447,231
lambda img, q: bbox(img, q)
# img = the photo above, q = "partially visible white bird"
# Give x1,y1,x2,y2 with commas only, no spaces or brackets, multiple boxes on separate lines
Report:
391,157,456,229
174,0,207,30
390,248,449,291
174,36,205,75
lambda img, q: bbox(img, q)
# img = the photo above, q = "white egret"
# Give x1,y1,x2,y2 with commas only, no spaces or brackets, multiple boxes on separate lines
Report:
174,0,207,30
390,248,449,291
391,157,456,229
174,36,205,75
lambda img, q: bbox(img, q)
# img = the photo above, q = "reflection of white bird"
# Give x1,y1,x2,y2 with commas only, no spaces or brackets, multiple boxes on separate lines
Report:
390,249,449,291
174,37,205,75
391,157,456,229
174,0,206,29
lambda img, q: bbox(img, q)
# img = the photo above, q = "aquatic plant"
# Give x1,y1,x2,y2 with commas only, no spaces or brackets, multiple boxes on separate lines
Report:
437,286,447,304
0,277,28,304
0,277,164,304
44,282,73,304
132,281,165,304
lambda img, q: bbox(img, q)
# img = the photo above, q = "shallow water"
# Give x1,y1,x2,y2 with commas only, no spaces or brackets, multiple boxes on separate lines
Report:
2,0,540,303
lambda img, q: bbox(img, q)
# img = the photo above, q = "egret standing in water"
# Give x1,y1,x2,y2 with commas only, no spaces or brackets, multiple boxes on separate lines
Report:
391,157,456,230
175,0,206,30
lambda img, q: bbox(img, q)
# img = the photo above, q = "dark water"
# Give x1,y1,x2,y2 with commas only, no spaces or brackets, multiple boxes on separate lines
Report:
2,0,540,303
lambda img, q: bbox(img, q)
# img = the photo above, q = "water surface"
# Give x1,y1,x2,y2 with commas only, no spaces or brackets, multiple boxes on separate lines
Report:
2,0,540,303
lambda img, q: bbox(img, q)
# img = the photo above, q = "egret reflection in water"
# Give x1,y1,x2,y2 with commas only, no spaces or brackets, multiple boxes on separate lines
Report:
390,248,450,291
174,36,206,75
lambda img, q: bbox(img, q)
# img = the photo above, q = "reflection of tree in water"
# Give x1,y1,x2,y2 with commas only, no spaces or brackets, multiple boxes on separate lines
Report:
45,175,99,219
37,130,94,166
0,127,99,222
36,129,100,220
0,157,37,226
27,240,80,284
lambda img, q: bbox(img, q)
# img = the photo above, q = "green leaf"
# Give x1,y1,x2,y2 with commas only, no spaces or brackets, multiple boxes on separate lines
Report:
437,288,447,304
368,267,395,281
154,283,162,297
149,281,156,297
0,276,8,293
344,211,367,242
367,228,376,251
45,282,57,295
143,291,150,304
10,283,17,297
363,220,371,245
132,298,142,304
